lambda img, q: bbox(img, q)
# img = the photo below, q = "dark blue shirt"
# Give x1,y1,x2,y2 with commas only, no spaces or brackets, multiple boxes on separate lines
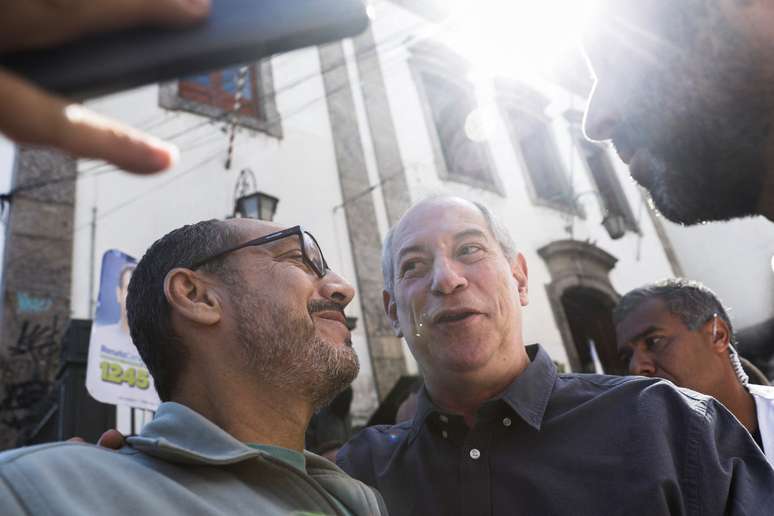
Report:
338,345,774,516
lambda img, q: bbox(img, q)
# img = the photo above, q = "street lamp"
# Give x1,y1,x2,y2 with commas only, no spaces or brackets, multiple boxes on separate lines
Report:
568,190,627,240
232,168,279,221
234,192,279,221
601,212,626,240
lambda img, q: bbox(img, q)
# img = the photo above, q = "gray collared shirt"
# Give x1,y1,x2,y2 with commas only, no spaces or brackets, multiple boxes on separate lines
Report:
338,344,774,516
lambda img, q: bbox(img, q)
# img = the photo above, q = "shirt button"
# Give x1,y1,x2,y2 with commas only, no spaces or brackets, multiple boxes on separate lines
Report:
442,430,448,439
469,448,481,460
502,417,512,427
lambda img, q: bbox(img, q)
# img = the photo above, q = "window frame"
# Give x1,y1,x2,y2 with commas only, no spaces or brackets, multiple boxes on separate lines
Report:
158,61,282,139
408,42,504,195
496,82,579,215
576,137,640,234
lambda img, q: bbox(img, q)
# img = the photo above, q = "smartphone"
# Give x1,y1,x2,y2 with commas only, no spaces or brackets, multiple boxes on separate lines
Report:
0,0,370,100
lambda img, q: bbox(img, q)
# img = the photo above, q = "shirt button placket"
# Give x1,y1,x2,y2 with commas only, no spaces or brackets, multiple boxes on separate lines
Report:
460,427,491,516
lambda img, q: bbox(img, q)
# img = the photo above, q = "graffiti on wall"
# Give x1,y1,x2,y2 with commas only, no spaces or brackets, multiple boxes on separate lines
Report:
0,309,61,432
15,292,53,315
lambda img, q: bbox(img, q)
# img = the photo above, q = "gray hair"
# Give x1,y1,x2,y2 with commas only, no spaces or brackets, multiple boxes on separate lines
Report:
381,197,517,295
614,278,748,385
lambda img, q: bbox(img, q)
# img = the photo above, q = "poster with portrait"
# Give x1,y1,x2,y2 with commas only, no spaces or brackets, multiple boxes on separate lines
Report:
86,250,160,410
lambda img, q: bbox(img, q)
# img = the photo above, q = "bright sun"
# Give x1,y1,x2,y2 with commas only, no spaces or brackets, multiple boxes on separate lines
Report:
439,0,599,79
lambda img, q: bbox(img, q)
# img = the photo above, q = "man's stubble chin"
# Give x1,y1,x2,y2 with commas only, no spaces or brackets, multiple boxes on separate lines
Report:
234,292,359,409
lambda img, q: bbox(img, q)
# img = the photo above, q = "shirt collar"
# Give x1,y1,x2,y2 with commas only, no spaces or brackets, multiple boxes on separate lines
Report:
411,344,556,432
499,344,556,430
126,402,341,473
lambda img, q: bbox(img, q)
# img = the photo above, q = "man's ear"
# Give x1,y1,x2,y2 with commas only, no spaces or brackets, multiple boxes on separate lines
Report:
511,252,529,306
707,316,731,354
164,268,222,327
383,289,403,338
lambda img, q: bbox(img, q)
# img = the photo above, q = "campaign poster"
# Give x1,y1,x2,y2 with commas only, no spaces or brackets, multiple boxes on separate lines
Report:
86,250,160,410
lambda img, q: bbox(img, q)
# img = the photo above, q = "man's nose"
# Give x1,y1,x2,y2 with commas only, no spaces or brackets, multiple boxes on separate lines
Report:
430,257,467,295
319,270,355,307
629,348,656,377
583,81,619,142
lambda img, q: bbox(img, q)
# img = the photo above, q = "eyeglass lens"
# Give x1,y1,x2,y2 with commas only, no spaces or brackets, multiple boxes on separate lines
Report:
303,232,326,276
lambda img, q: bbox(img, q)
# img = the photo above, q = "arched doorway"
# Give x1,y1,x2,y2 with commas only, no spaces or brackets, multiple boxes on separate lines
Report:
538,240,623,374
561,287,625,374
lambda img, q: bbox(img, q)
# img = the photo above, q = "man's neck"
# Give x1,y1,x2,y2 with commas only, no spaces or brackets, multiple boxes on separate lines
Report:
424,346,530,427
173,376,313,451
715,380,758,434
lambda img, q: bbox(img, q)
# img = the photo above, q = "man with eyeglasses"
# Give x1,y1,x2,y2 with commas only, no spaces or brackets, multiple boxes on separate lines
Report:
615,278,774,470
0,218,387,515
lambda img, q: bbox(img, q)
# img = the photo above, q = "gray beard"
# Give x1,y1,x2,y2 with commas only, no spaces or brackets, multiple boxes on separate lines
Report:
232,286,359,410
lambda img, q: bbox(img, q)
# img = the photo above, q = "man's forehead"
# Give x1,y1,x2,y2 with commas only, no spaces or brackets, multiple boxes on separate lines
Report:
617,297,680,342
392,199,492,252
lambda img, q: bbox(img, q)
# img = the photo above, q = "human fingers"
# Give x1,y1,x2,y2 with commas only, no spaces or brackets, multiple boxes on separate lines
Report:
96,428,126,449
0,68,178,174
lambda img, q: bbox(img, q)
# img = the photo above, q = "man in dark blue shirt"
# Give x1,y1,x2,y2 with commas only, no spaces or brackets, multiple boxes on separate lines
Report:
338,196,774,516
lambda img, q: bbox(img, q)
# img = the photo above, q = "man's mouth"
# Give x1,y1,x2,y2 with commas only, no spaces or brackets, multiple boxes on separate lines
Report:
313,311,352,347
432,309,483,325
315,310,348,327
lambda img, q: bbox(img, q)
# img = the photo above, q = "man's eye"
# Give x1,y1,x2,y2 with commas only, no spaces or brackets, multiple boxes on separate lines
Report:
400,260,425,277
280,251,307,266
644,336,664,348
458,244,483,256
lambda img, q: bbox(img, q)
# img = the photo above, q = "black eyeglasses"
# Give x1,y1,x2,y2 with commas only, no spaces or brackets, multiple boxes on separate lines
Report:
190,225,329,278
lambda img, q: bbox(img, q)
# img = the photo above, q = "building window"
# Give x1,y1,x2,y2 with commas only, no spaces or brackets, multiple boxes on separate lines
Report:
498,85,576,213
578,139,639,233
409,43,503,194
179,67,261,117
518,113,574,210
159,62,282,139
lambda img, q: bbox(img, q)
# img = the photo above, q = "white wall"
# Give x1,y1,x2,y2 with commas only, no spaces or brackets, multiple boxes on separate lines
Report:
0,137,15,295
663,218,774,330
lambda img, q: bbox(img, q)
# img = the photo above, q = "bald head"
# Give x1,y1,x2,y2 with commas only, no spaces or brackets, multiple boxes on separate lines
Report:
382,196,516,294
